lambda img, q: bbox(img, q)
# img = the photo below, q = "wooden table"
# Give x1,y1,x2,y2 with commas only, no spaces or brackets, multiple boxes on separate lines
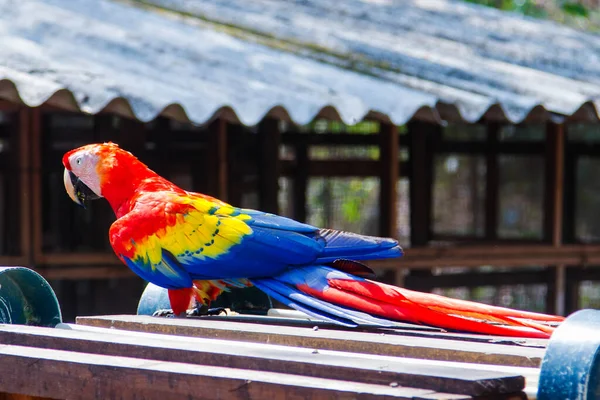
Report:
0,313,547,399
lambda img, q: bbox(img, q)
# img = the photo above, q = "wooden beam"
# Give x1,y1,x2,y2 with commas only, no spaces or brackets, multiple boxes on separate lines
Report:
379,123,399,238
0,344,428,400
0,324,527,397
281,132,379,146
281,159,409,178
366,244,600,269
205,118,228,200
38,266,135,280
0,100,21,112
404,268,552,291
77,315,546,368
434,141,544,155
293,143,308,222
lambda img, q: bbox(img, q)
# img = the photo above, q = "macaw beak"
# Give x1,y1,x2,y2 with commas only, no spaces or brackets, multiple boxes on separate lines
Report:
63,168,100,208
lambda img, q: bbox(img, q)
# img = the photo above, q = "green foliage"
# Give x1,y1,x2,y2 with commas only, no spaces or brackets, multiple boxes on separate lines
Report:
463,0,598,31
304,119,379,134
464,0,547,17
561,2,589,18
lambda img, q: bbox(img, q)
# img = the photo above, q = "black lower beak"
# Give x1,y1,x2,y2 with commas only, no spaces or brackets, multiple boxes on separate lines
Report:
68,170,100,208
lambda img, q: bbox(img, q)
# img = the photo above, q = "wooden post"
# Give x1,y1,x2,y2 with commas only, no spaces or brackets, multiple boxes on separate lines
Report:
225,123,245,207
118,117,146,155
408,120,436,246
257,118,280,214
379,122,399,239
485,123,500,240
205,118,228,200
93,114,116,142
544,122,566,315
544,122,565,246
29,108,42,264
405,121,437,290
293,142,308,222
17,108,32,264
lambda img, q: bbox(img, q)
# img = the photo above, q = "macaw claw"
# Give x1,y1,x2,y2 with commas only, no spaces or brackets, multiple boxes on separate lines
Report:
151,306,229,318
187,305,229,317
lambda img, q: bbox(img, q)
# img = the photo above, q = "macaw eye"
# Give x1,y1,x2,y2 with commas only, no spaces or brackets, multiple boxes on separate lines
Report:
76,157,82,165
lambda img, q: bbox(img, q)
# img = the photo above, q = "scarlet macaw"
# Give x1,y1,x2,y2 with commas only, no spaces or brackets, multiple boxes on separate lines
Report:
63,142,563,338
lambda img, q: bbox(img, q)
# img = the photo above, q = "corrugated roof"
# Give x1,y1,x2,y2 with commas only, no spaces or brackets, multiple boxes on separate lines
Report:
0,0,599,126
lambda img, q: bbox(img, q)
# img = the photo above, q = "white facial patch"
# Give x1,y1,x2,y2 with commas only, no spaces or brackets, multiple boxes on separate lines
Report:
69,151,103,198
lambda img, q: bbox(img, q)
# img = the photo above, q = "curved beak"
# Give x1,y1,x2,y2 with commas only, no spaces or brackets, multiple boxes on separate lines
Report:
63,168,100,208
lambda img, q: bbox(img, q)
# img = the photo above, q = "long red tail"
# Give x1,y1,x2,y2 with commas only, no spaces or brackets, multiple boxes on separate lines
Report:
252,266,564,338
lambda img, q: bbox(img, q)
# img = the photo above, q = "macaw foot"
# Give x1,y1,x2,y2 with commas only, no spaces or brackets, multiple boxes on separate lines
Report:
151,304,229,318
186,305,229,317
151,308,181,318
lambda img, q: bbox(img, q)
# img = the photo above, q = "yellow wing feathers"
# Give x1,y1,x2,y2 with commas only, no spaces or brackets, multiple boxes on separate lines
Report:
122,195,253,268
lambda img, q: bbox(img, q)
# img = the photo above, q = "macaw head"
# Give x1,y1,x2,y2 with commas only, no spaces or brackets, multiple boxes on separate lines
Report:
62,142,116,207
62,142,156,212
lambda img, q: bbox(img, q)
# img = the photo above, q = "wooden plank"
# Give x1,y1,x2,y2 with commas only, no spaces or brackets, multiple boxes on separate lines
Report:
0,394,51,400
0,324,529,397
293,143,308,222
379,123,399,238
257,118,280,214
0,344,459,400
76,315,546,368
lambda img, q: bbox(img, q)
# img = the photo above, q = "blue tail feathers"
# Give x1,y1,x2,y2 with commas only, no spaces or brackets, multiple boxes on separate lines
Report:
251,265,398,327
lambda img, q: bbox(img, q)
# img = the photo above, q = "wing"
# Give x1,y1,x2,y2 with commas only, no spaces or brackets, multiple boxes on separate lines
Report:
109,192,325,287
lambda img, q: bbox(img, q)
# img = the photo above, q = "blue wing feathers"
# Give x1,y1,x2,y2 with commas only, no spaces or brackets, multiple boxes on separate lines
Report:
245,211,318,233
126,207,402,287
245,210,402,262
